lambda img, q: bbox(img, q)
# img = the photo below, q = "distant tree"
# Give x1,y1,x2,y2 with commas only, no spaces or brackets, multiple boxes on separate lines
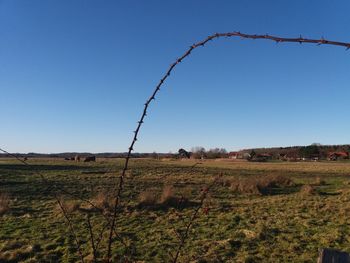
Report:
191,146,206,159
151,151,159,159
178,148,191,159
250,150,256,159
206,148,228,159
299,145,320,158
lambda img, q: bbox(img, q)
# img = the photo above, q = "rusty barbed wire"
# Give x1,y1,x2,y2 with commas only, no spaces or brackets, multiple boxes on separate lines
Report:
1,31,350,262
106,32,350,261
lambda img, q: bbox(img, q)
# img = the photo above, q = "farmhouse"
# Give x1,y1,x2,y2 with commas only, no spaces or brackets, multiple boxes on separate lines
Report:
328,151,349,161
228,152,239,159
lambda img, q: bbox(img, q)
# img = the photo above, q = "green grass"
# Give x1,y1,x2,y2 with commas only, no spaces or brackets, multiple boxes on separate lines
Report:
1,158,350,262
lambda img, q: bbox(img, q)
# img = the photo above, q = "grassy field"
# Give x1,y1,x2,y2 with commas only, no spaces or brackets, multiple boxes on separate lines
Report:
1,158,350,262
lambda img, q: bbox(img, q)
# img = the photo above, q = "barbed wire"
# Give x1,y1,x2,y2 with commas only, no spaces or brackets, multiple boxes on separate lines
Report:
106,31,350,261
2,31,349,262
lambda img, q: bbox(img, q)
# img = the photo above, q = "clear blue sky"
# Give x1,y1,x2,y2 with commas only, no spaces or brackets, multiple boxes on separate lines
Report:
1,1,349,153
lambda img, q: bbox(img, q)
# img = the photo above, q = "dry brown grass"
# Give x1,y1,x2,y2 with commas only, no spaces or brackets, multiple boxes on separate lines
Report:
262,174,294,187
138,190,157,206
229,175,294,195
300,184,317,195
219,178,232,187
179,186,192,200
61,199,80,213
0,242,35,262
231,178,261,195
138,185,189,208
0,193,10,216
159,185,175,204
92,191,114,211
314,177,326,186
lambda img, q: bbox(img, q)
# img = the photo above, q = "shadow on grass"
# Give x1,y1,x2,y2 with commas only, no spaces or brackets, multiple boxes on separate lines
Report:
0,181,29,186
137,198,199,211
260,185,301,196
318,191,342,196
9,206,37,217
81,171,109,174
0,164,87,172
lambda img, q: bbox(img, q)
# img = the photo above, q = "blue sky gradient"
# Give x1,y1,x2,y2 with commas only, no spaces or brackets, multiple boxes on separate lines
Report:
1,1,350,153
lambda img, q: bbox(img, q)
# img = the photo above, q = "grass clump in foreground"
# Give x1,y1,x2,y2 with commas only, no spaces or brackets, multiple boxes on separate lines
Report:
1,158,350,262
229,174,295,195
138,185,191,209
0,192,10,216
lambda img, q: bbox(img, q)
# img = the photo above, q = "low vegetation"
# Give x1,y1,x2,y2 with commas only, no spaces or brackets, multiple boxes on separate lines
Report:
0,192,10,216
1,158,350,262
229,174,295,195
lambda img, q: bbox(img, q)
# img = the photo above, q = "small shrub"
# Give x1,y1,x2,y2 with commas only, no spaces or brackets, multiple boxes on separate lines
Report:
0,193,10,216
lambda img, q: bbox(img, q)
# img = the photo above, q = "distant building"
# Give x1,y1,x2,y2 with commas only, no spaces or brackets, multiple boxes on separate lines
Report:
328,152,349,161
228,152,239,159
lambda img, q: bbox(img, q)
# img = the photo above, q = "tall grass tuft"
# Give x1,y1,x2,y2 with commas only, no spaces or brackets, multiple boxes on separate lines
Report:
138,190,157,206
0,193,10,216
229,175,295,195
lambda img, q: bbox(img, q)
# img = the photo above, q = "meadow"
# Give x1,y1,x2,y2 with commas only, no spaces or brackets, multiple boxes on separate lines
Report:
1,158,350,262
